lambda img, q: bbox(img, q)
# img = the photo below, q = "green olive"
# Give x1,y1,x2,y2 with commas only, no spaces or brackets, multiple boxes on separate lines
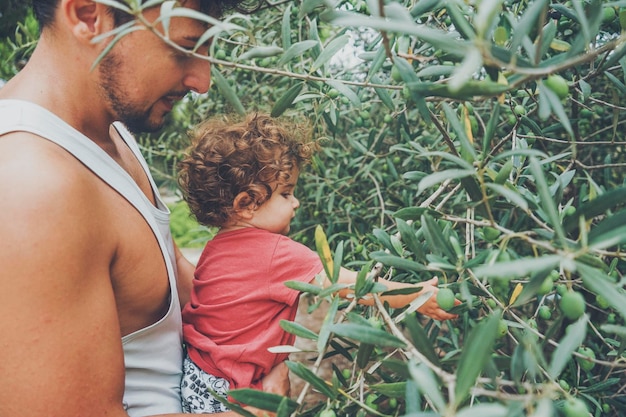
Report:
436,288,456,311
576,346,596,371
562,398,589,417
560,291,586,320
544,75,569,100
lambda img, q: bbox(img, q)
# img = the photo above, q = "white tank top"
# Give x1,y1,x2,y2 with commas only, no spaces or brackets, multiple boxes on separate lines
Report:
0,99,183,416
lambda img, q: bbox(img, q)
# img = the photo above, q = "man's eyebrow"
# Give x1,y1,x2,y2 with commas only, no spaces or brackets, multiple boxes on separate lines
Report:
174,40,211,56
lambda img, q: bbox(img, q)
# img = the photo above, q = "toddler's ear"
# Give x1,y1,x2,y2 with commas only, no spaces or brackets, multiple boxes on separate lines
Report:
233,192,256,219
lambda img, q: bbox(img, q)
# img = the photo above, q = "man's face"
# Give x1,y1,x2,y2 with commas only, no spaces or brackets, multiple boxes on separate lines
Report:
98,0,212,133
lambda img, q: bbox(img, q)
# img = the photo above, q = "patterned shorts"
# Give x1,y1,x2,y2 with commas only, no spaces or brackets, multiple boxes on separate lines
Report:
181,352,231,414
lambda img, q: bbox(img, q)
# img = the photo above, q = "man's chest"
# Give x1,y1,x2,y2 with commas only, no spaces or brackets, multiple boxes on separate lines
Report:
104,187,172,337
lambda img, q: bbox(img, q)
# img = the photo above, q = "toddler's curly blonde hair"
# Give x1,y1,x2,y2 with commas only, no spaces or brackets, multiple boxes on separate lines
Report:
178,113,316,228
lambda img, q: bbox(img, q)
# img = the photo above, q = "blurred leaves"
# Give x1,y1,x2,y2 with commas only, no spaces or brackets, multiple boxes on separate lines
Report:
454,311,501,406
328,323,406,348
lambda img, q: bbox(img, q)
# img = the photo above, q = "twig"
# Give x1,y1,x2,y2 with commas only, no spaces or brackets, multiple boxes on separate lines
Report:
366,172,386,229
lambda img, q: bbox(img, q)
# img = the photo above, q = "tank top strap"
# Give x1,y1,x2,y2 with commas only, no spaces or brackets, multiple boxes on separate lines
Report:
110,121,171,212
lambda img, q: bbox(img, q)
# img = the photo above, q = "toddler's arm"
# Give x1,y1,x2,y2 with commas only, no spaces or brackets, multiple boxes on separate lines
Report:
313,268,458,321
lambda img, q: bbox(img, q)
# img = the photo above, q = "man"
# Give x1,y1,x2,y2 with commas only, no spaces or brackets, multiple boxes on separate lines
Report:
0,1,288,416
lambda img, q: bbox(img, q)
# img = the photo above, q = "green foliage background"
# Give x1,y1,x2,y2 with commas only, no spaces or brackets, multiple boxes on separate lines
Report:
3,0,626,416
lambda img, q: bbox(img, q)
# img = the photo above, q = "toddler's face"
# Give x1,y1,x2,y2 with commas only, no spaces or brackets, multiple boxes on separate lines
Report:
248,170,300,235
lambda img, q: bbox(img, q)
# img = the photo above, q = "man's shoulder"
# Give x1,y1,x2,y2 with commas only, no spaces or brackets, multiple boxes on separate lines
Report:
0,133,100,196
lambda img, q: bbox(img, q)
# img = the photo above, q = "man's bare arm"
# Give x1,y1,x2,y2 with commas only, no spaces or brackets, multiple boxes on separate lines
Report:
0,139,130,416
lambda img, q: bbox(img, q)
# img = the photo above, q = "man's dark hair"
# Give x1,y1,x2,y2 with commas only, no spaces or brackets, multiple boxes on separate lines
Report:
0,0,31,39
31,0,256,30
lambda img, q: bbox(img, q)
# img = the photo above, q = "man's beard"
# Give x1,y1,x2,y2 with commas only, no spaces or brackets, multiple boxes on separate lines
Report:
98,52,164,134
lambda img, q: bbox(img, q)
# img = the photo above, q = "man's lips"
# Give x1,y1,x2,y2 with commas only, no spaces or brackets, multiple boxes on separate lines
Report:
161,95,186,111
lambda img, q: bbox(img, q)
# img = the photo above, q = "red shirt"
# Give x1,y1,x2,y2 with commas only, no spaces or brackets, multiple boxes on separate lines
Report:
182,228,323,390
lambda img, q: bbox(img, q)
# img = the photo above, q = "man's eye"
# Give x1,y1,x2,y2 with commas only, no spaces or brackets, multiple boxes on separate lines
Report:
173,49,193,62
186,40,211,57
196,44,211,57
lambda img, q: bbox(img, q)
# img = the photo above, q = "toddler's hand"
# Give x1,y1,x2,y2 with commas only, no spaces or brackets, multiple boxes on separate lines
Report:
416,277,460,321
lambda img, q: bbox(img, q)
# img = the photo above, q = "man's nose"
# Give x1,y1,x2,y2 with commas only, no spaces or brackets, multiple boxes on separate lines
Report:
184,57,211,94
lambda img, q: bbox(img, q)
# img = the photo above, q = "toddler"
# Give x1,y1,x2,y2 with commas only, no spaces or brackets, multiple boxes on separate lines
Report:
177,113,456,413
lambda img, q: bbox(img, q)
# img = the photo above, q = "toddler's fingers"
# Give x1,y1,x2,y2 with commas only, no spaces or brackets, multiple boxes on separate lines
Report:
426,276,439,286
442,312,459,320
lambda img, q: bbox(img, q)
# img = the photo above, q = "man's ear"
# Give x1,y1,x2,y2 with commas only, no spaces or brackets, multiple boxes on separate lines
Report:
63,0,108,41
233,192,256,219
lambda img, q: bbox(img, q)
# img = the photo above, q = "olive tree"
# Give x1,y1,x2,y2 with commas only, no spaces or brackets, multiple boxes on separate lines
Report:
169,1,626,415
